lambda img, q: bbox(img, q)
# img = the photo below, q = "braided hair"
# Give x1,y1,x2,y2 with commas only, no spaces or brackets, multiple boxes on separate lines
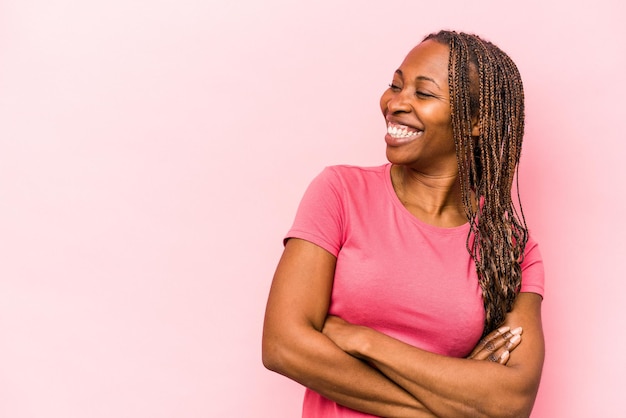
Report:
424,30,528,337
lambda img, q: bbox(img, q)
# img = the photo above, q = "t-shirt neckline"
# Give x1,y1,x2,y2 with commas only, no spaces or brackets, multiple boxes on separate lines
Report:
383,163,470,235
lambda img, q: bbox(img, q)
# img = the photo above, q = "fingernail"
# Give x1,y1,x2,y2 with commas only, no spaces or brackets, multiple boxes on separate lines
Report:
511,327,523,335
510,334,521,344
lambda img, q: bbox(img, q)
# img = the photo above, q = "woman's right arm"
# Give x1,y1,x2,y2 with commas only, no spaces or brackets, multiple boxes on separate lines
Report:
262,238,435,418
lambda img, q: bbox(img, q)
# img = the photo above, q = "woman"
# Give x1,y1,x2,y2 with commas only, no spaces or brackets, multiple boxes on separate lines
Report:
262,30,545,418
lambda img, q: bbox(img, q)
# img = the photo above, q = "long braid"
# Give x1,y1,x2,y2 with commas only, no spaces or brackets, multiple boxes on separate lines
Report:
424,31,528,337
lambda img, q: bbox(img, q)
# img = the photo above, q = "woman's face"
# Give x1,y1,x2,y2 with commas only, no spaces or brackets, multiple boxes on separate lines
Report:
380,40,456,174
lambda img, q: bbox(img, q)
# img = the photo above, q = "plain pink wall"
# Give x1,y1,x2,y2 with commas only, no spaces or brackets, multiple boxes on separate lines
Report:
1,0,624,417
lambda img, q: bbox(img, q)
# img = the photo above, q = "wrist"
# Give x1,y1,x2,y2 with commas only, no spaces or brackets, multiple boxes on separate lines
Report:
349,326,374,359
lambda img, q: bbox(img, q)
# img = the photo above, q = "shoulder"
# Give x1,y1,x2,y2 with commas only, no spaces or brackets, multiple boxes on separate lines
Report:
317,163,390,189
520,231,545,296
522,233,542,264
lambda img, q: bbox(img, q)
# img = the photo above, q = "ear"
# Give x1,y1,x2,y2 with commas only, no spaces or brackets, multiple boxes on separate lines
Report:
471,118,480,137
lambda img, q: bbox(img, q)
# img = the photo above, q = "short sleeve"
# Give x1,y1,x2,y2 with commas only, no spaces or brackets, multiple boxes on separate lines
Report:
519,236,545,297
285,167,345,257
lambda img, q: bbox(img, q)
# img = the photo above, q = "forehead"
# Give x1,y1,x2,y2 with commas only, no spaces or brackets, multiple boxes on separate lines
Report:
398,40,450,87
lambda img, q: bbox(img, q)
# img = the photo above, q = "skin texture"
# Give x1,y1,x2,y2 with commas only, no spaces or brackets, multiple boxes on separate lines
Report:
383,42,457,175
263,238,434,417
382,41,480,228
262,39,544,417
322,292,543,417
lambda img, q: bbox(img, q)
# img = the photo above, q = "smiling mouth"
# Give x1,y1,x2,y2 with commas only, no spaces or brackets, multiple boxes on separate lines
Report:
387,122,422,139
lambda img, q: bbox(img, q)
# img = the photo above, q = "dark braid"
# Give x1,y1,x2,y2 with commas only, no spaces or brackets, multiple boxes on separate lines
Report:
424,30,528,337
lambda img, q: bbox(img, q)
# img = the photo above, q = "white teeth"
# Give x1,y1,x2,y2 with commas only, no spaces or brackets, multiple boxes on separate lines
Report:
387,124,420,139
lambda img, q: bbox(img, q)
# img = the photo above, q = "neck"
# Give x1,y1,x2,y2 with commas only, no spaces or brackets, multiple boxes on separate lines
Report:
391,164,468,227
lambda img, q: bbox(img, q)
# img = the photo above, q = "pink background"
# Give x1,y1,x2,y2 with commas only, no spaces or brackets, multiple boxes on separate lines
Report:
1,0,624,416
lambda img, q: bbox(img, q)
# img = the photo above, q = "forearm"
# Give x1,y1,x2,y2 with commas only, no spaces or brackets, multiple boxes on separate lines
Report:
263,326,436,418
264,238,436,417
356,329,541,418
321,293,545,417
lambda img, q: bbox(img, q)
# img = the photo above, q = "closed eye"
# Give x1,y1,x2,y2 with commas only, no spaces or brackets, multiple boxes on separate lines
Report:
416,91,434,98
388,83,401,92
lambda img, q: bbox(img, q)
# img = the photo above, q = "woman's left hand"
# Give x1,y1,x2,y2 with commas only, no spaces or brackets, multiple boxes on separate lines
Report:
467,326,523,365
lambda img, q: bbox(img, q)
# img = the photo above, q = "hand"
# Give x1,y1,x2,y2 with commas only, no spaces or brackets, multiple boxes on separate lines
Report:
467,326,523,365
322,315,365,357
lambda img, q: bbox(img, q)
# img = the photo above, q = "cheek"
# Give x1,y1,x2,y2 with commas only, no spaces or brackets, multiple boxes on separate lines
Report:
424,104,452,128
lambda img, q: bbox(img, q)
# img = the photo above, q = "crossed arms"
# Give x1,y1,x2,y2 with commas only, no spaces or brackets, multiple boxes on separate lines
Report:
262,238,544,418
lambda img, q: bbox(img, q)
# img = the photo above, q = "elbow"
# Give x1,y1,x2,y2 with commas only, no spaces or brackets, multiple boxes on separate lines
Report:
262,317,318,376
490,397,535,418
262,332,290,375
508,387,539,418
261,336,281,372
490,400,530,418
479,386,539,418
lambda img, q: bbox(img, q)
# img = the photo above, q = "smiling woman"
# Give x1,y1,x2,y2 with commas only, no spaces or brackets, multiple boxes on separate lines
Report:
262,30,544,418
382,41,458,181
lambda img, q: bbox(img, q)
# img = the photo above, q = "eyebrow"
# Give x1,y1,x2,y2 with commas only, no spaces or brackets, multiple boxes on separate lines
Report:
395,69,440,89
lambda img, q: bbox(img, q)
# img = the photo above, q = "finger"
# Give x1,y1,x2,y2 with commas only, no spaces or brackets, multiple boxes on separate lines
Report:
505,333,522,352
468,326,510,358
487,347,510,365
469,326,523,360
469,327,513,359
471,339,507,361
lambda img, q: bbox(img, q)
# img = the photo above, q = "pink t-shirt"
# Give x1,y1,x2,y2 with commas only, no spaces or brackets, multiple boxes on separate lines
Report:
286,164,545,418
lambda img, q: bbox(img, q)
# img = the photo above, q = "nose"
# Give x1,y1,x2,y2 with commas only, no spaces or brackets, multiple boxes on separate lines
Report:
383,89,412,114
